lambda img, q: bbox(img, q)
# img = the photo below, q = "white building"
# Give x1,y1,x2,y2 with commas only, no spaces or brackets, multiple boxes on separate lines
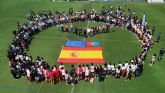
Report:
148,0,164,3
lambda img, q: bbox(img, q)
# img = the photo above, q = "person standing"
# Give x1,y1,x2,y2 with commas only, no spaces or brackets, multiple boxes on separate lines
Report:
158,48,165,61
61,24,64,32
69,24,74,33
150,53,156,66
65,24,69,32
156,33,161,43
98,65,104,82
152,26,155,35
126,66,132,81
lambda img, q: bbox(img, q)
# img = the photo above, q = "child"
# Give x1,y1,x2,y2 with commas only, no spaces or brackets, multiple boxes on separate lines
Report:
126,66,132,81
44,69,50,82
107,63,112,76
121,64,126,77
85,66,90,82
60,67,66,81
90,63,95,77
89,74,95,83
49,71,54,85
65,71,69,85
115,66,121,79
77,65,83,80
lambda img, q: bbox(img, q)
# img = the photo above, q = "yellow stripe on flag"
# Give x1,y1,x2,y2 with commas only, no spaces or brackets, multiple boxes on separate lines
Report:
59,50,103,58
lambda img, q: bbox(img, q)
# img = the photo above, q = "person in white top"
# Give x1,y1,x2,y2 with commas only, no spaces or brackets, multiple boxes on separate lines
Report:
115,66,121,79
126,66,132,80
103,63,108,76
89,64,95,83
107,63,112,76
59,63,65,70
131,63,137,78
150,53,156,66
90,63,95,76
60,67,66,81
26,68,31,80
111,63,116,76
124,62,129,69
65,71,70,85
118,61,122,68
85,67,90,81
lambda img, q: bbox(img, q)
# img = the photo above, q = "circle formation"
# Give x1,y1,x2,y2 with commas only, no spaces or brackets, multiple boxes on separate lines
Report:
7,7,154,84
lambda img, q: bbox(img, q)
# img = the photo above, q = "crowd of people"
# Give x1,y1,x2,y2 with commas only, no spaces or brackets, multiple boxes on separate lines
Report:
56,23,113,37
7,5,156,85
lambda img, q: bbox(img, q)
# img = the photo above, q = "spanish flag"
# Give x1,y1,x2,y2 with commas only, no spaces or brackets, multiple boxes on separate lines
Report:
57,47,104,64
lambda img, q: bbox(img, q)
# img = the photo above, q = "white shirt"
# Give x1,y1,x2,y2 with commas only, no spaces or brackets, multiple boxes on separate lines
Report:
152,56,156,61
121,66,126,70
65,74,69,80
125,63,128,69
26,69,31,77
107,64,111,70
111,65,115,71
131,64,137,72
118,64,122,68
116,69,120,74
59,65,65,69
85,69,90,76
61,69,65,76
90,66,95,73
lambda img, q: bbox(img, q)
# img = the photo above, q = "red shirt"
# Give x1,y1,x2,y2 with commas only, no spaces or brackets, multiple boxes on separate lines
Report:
49,72,54,79
45,70,50,77
54,69,61,77
77,67,83,74
9,60,14,67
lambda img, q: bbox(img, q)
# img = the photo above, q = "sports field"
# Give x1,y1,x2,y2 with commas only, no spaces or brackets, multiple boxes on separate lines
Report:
0,0,165,93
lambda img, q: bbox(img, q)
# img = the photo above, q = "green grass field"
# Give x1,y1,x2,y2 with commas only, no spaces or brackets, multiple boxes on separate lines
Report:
0,0,165,93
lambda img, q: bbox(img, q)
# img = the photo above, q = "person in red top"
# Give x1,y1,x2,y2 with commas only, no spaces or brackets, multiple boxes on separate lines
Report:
49,71,54,85
65,24,69,32
77,65,83,80
121,64,126,77
45,69,50,82
54,68,61,83
9,59,14,68
119,19,123,28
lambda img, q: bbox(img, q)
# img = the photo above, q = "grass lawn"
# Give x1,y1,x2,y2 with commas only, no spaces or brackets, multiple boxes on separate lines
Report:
0,0,165,93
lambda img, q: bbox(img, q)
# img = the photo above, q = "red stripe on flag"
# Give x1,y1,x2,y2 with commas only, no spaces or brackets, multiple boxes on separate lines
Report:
58,58,104,63
86,42,93,47
62,47,102,51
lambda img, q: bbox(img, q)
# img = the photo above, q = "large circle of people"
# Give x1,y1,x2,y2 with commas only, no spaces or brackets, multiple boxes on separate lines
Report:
7,6,154,85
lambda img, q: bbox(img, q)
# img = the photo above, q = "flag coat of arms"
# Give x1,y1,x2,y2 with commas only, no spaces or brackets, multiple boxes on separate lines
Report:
57,47,104,64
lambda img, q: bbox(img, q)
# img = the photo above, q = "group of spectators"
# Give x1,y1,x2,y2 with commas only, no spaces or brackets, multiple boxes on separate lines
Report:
56,23,113,37
7,5,156,85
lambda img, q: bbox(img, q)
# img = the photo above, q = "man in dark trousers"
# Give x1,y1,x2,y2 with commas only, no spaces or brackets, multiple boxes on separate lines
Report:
158,48,165,61
98,65,105,82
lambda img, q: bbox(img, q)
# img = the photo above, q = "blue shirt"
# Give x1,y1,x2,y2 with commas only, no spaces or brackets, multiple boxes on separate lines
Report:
157,35,160,41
